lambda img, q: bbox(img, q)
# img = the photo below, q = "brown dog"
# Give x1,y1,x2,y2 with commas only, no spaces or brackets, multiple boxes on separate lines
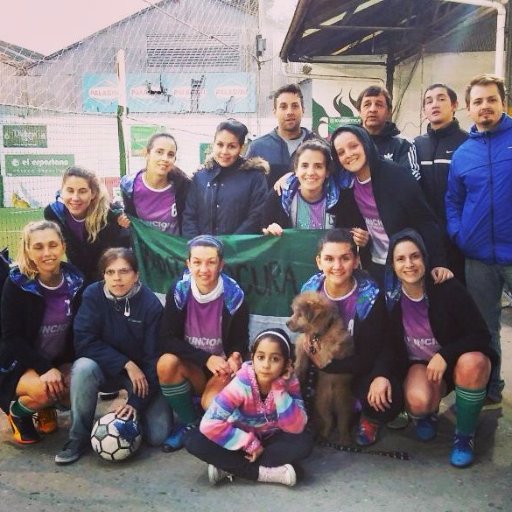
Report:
287,291,354,445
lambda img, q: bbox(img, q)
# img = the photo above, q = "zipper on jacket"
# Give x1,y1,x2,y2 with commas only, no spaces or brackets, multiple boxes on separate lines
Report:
487,133,496,263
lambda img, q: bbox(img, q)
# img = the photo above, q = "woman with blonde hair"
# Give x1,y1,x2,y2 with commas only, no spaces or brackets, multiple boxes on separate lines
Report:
44,166,129,284
0,220,83,444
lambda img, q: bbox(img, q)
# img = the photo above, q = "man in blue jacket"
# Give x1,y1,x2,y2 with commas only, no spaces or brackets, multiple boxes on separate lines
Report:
446,74,512,405
245,83,317,188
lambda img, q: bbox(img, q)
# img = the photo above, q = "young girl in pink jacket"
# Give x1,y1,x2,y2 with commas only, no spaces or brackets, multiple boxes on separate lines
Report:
184,328,313,486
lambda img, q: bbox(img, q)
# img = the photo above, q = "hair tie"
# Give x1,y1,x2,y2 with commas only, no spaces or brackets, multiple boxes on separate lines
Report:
187,235,223,251
254,329,291,357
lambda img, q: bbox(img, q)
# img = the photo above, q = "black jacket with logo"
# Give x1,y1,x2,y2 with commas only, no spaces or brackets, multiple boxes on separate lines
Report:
415,119,468,226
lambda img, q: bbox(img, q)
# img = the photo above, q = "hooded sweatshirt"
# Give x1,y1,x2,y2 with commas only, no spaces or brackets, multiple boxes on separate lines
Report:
331,124,447,270
382,228,495,380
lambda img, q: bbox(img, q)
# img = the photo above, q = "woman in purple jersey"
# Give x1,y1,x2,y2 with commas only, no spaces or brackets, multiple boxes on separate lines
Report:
330,125,452,287
384,229,495,467
300,228,402,447
157,235,249,452
119,132,190,235
262,140,369,249
0,221,83,445
44,166,129,284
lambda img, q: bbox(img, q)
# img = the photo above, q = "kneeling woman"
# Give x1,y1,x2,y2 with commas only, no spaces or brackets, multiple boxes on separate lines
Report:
55,248,168,465
1,221,83,444
157,235,249,452
185,329,313,487
301,228,403,446
385,229,494,467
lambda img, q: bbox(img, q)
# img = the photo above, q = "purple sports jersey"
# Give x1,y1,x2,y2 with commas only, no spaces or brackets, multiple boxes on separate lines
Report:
401,292,441,361
65,208,85,241
184,294,224,356
353,177,389,264
133,173,179,234
36,279,72,361
322,280,358,335
292,193,334,230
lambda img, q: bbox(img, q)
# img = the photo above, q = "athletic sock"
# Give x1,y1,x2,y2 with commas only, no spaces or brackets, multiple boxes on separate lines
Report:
455,386,486,435
160,380,198,425
10,399,36,418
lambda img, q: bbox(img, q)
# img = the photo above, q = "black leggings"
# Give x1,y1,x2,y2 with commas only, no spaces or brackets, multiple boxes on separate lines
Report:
355,373,404,424
184,428,314,481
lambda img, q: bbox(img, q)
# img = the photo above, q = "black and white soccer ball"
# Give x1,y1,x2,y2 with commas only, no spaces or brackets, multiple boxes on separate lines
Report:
91,412,142,462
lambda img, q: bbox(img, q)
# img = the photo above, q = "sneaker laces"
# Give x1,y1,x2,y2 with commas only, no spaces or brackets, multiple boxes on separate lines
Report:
454,433,474,450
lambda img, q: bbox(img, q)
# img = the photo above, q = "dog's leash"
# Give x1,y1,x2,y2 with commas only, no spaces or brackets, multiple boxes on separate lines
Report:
319,440,410,461
304,365,410,461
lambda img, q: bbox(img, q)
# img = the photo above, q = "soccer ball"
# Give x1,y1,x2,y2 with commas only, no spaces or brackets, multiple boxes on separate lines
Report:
91,412,142,462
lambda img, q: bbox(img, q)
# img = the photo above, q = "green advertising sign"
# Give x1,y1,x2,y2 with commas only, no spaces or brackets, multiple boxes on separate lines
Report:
5,154,75,176
200,143,212,164
327,116,361,134
3,125,48,148
130,125,166,156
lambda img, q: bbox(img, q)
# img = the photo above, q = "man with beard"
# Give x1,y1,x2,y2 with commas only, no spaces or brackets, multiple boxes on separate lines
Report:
446,74,512,406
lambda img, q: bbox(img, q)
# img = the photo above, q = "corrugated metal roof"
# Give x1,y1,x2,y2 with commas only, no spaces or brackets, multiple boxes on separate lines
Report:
280,0,498,64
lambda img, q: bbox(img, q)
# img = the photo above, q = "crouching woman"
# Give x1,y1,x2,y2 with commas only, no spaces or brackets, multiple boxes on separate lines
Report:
55,248,170,465
384,229,494,467
1,221,83,444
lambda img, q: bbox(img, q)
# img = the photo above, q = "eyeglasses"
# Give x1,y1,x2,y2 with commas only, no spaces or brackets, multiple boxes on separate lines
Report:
104,268,133,277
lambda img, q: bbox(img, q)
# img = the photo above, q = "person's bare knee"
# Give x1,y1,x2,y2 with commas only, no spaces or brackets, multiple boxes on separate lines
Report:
454,352,491,388
157,353,185,383
201,375,230,410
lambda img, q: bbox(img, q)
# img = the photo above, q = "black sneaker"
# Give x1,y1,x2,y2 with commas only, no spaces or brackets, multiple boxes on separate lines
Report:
7,413,41,444
55,439,87,465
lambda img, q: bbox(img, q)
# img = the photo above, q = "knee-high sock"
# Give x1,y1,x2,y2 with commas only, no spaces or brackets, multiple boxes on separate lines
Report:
10,399,36,418
160,380,197,425
455,386,486,435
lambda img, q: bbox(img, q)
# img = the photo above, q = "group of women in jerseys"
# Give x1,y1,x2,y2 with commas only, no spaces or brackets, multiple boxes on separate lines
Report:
0,118,495,489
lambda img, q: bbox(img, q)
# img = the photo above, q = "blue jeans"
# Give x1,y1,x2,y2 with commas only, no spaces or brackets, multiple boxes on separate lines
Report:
465,259,512,399
69,357,173,446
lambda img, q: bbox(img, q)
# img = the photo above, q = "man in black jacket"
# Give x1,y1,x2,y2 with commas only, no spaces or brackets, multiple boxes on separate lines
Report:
356,86,420,180
415,83,468,283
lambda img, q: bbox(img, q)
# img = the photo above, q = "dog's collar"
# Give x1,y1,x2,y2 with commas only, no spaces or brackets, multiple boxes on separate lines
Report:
313,315,335,340
308,316,336,354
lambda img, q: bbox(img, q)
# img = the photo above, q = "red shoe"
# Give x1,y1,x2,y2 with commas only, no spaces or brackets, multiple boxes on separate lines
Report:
356,416,380,446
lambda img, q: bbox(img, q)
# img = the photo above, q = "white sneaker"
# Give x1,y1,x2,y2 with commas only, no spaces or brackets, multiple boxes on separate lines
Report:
258,464,296,486
207,464,233,485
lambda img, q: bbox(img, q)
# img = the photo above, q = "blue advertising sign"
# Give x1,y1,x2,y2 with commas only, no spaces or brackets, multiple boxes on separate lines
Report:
82,73,256,113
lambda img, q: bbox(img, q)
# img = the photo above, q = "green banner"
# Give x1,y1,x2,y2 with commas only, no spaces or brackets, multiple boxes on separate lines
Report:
5,154,75,176
130,217,322,317
3,125,47,148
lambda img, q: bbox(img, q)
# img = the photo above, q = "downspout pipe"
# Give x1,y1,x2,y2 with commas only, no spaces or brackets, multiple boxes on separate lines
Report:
444,0,508,77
